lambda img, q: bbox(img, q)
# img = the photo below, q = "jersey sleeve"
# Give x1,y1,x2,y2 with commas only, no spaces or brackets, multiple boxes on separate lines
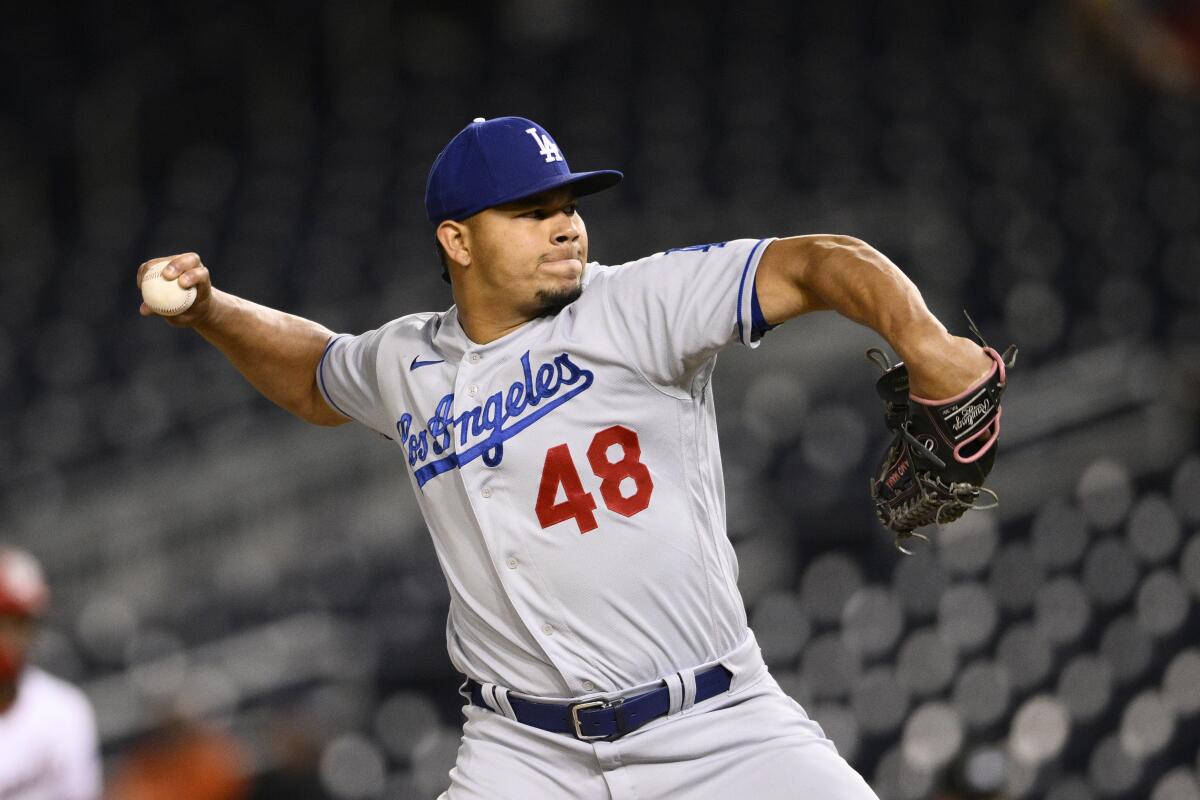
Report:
591,238,775,391
316,328,394,437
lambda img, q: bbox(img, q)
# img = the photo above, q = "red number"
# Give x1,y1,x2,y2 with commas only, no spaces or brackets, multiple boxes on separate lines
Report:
535,426,654,533
535,443,599,533
586,425,654,517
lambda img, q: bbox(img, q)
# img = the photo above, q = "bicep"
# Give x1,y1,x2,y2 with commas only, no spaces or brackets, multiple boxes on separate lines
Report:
309,334,356,427
308,380,353,426
754,236,833,325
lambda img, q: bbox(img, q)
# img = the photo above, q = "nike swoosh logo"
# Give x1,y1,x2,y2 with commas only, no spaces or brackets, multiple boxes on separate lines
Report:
410,356,445,371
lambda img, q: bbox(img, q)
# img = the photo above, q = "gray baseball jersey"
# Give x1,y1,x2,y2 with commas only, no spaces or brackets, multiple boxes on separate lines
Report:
318,238,773,698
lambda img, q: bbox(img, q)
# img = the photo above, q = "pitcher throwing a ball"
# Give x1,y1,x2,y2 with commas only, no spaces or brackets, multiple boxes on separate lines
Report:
138,116,1006,799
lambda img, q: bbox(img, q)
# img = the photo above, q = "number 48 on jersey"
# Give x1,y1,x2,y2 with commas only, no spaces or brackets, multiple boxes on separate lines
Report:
535,425,654,534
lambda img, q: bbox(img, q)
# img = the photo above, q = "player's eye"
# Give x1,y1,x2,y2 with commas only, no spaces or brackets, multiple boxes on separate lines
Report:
520,202,575,219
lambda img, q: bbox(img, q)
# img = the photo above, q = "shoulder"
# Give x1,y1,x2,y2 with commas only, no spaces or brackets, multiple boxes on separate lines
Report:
580,252,666,288
578,240,771,309
23,668,95,722
584,239,767,284
368,310,442,339
335,310,443,352
578,252,675,301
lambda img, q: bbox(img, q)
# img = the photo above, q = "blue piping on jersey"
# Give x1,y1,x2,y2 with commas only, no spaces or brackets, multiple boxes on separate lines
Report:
735,239,769,345
749,282,779,342
317,334,354,419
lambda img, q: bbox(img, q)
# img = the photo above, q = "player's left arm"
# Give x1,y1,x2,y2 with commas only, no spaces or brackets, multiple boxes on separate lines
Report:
754,235,992,398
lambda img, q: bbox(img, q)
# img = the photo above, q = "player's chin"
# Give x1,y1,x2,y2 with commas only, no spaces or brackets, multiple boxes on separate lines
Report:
534,283,583,316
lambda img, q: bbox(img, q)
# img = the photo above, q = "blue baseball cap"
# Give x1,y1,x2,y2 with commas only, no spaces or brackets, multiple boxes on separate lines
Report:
425,116,623,224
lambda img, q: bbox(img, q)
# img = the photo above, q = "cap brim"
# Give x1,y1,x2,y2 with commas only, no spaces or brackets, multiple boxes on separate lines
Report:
555,169,624,200
452,169,622,220
502,170,624,208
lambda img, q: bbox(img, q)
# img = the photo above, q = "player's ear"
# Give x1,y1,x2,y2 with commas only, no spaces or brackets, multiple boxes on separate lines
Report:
437,221,471,268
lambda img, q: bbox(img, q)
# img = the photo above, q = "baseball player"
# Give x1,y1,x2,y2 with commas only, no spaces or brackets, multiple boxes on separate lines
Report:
139,116,994,799
0,546,102,800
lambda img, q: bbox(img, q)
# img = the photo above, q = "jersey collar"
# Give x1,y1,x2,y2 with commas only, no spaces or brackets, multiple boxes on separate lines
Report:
431,305,550,362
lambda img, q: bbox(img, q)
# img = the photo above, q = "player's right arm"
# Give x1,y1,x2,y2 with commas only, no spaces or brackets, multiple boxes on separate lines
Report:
753,235,992,400
137,253,348,427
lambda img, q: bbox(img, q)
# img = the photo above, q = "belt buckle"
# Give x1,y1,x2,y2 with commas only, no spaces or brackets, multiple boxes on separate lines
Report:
569,698,619,741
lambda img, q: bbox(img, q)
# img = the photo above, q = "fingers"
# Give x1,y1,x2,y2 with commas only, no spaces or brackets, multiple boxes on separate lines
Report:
159,252,202,280
175,264,210,292
136,253,202,286
137,253,213,324
137,254,179,287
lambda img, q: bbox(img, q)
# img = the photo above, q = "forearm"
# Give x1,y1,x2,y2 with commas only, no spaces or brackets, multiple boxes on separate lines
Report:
756,235,992,398
795,235,946,363
195,289,343,424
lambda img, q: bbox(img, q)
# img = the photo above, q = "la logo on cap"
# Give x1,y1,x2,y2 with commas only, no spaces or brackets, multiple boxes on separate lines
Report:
525,127,563,163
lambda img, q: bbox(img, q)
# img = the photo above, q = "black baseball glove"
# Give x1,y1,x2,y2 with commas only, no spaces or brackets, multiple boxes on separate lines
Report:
867,318,1017,552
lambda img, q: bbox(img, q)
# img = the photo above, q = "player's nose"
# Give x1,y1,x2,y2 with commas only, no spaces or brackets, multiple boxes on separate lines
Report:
551,213,581,245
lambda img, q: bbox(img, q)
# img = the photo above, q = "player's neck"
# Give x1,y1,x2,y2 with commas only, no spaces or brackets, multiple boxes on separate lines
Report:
454,296,536,345
457,312,532,345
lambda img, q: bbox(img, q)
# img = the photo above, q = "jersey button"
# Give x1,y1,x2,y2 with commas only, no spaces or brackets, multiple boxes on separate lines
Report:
467,384,479,397
481,487,493,499
506,557,518,569
468,353,481,363
582,680,595,692
541,623,554,636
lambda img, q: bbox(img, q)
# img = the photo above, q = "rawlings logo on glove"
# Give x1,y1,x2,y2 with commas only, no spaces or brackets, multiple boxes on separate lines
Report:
867,315,1017,552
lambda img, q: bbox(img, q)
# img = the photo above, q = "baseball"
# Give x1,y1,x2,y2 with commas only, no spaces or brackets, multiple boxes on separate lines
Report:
141,260,196,316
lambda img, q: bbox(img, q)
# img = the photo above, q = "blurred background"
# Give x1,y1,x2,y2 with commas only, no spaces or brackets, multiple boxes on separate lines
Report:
2,0,1199,798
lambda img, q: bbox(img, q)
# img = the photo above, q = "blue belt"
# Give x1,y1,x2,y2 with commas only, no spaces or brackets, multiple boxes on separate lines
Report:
466,665,733,741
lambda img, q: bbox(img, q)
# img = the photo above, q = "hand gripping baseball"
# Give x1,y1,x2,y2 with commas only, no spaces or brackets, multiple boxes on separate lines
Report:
136,253,214,327
867,314,1017,552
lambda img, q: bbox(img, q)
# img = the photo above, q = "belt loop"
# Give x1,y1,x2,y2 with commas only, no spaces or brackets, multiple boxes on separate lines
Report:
480,683,502,714
665,672,685,716
679,667,698,712
493,686,517,720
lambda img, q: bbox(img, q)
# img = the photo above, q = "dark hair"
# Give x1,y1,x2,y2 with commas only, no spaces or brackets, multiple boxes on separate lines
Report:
434,236,451,284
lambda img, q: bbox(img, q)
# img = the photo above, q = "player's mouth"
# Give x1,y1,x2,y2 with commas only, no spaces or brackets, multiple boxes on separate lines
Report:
539,256,583,278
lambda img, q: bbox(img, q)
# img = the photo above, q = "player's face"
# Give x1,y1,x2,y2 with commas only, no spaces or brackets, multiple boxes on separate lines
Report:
0,613,36,684
468,188,589,317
